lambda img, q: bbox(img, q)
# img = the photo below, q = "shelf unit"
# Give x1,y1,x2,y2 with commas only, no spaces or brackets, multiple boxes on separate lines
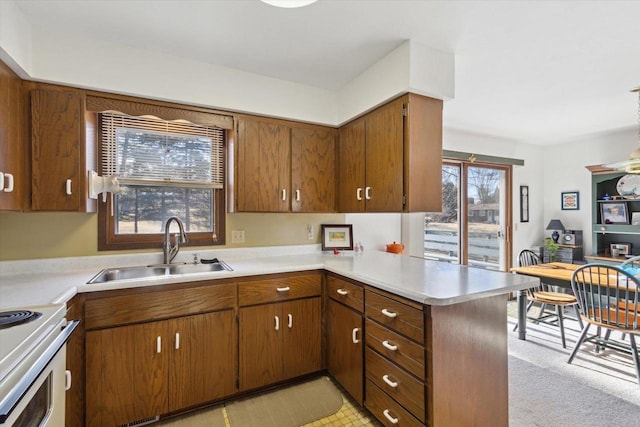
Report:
587,166,640,264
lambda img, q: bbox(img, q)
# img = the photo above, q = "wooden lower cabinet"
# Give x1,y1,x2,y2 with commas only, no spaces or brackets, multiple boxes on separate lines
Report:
86,310,236,427
239,297,321,391
326,297,363,404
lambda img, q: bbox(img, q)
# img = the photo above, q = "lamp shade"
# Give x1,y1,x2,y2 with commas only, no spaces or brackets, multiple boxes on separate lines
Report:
546,219,565,231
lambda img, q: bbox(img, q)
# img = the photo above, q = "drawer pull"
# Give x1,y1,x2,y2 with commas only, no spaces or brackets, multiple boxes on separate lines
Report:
356,187,363,201
65,370,72,391
382,340,398,351
383,409,398,424
365,186,371,200
281,188,287,201
336,288,348,296
175,332,180,350
382,374,398,388
352,327,360,344
288,313,293,328
276,286,290,292
156,336,162,354
381,308,397,318
4,173,14,193
66,179,73,196
275,315,280,331
295,189,300,201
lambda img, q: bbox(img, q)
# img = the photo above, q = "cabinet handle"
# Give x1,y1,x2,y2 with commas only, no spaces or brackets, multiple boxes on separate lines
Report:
156,336,162,354
0,172,4,191
276,286,290,292
382,374,398,388
175,332,180,350
383,409,399,424
295,189,300,201
336,288,348,296
275,315,279,331
352,327,359,344
356,187,363,201
66,179,72,196
65,370,72,391
365,186,371,200
4,173,13,193
288,313,293,328
382,340,398,351
281,189,286,201
381,308,397,318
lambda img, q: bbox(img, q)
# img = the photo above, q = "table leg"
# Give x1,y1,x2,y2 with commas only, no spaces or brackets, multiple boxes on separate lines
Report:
517,289,527,340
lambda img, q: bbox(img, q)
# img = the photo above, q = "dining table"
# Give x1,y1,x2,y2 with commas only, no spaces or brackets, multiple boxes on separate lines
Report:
510,262,581,340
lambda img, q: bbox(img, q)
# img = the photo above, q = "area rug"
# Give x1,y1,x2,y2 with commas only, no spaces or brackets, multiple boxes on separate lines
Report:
225,376,344,427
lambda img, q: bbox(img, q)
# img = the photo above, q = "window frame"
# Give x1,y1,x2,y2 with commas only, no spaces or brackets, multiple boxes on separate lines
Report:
88,94,232,251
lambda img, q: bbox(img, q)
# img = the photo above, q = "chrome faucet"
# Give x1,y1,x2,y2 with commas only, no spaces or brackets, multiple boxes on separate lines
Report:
163,216,188,264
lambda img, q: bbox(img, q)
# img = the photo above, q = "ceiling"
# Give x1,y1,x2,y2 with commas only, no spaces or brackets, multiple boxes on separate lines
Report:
13,0,640,145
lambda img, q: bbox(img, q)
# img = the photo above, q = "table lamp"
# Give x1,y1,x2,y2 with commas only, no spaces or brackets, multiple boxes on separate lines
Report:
546,219,565,243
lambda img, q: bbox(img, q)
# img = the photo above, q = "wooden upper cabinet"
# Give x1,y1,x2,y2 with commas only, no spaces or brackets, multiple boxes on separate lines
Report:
0,61,26,211
337,93,443,213
30,84,94,211
291,126,336,212
236,117,336,213
236,118,290,212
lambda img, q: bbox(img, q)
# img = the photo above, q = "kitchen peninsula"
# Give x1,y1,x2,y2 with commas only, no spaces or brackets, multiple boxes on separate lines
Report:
0,248,536,427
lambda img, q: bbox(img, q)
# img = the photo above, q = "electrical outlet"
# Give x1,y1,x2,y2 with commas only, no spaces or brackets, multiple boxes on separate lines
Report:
231,230,245,243
307,224,314,240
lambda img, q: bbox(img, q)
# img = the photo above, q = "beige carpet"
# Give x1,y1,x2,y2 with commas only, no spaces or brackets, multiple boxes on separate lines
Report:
225,376,343,427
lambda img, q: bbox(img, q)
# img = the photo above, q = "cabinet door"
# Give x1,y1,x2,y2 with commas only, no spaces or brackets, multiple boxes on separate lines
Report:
169,310,238,411
0,61,25,211
327,299,364,404
283,297,322,379
291,127,336,212
239,303,283,390
364,98,404,211
86,322,170,427
236,119,291,212
31,87,85,211
337,118,365,212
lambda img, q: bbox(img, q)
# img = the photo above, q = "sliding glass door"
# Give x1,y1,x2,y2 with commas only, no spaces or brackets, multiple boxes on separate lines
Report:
424,160,511,271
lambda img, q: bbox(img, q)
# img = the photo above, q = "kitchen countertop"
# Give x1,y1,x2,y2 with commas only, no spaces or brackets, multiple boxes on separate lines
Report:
0,247,536,309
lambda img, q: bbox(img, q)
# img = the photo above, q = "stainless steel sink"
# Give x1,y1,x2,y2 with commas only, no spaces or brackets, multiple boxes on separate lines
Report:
87,260,233,284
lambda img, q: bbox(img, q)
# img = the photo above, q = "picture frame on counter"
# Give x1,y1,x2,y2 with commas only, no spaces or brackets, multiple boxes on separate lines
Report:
321,224,353,251
632,212,640,226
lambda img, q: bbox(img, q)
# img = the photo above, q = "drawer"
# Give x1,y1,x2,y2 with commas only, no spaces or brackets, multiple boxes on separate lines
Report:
366,348,425,422
239,273,321,306
85,282,237,330
366,319,425,379
365,290,424,343
365,379,424,427
327,275,364,313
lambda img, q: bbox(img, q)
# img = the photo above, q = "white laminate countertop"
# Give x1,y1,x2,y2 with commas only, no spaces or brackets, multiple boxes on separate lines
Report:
0,247,537,310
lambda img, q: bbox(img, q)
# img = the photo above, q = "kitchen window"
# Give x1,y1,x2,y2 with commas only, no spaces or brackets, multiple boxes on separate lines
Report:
94,99,231,251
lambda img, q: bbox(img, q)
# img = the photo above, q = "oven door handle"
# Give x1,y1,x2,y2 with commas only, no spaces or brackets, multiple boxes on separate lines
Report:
0,320,79,423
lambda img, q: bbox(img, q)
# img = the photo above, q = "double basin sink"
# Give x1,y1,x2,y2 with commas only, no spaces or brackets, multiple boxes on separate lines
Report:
87,259,232,284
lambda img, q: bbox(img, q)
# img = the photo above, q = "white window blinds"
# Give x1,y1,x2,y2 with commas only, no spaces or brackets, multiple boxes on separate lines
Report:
100,112,224,188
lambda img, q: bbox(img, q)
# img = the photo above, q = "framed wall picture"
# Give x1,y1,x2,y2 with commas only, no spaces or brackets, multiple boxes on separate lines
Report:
632,212,640,226
519,185,529,222
600,201,629,224
561,191,579,210
321,224,353,251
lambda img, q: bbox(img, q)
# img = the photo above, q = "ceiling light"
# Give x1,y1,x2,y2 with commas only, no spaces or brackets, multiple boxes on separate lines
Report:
260,0,317,7
605,87,640,174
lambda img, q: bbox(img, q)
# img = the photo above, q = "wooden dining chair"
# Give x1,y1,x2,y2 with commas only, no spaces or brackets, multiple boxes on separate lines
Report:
569,264,640,387
513,249,582,348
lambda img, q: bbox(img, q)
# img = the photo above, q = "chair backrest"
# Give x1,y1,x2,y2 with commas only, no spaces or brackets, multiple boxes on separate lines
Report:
571,264,640,330
518,249,541,267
